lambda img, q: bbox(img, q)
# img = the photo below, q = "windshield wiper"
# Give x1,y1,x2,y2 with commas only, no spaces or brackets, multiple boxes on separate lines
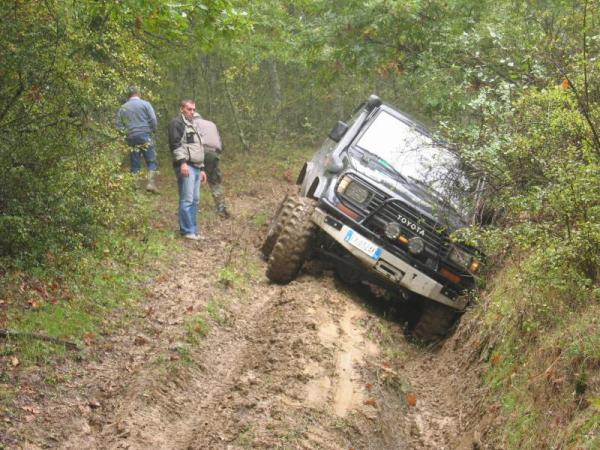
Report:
357,149,407,181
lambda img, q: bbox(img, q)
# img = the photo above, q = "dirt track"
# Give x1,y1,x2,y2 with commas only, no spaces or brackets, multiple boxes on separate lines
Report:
5,170,492,449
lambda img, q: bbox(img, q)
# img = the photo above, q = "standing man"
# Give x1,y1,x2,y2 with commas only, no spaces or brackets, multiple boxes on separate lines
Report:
116,86,159,193
168,99,207,240
193,112,230,218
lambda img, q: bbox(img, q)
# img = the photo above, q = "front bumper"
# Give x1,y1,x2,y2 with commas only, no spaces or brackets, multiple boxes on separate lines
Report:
312,207,468,310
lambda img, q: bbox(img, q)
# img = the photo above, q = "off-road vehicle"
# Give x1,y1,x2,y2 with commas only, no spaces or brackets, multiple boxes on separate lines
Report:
262,95,482,339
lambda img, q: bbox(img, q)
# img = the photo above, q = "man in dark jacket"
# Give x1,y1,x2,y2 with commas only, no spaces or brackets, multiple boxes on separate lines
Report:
116,86,159,192
168,99,207,240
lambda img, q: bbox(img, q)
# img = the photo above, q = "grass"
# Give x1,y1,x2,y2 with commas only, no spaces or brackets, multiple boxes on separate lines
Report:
1,228,173,364
235,425,255,448
472,256,600,449
253,211,269,228
206,297,230,326
225,143,312,193
184,314,210,344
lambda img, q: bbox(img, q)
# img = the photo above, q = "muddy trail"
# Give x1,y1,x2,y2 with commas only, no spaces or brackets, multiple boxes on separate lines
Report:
4,171,493,449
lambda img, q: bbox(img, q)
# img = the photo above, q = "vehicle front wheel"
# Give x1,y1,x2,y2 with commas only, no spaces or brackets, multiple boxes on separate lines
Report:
266,198,316,284
260,195,301,260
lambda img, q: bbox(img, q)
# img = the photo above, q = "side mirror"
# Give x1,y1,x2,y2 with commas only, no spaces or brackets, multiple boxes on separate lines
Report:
365,94,382,112
328,121,349,142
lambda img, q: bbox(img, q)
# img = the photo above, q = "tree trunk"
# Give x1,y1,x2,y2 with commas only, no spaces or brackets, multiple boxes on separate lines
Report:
221,63,251,153
268,59,283,128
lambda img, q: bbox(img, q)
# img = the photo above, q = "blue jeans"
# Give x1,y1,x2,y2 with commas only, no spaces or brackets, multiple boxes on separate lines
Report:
127,133,158,173
176,165,202,236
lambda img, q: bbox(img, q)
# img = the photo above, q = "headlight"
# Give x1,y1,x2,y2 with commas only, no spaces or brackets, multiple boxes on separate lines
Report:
385,222,401,239
337,176,371,205
448,245,480,273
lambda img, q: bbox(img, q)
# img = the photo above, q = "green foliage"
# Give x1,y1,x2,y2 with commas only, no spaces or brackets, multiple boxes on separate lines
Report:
0,0,245,268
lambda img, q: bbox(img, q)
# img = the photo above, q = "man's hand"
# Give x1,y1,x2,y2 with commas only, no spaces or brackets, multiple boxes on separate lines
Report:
201,170,207,184
180,161,190,177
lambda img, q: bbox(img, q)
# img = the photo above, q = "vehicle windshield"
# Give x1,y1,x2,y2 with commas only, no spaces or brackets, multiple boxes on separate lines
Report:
354,110,473,214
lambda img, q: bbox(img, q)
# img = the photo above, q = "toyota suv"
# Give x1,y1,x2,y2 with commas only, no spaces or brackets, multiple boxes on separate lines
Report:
261,95,482,339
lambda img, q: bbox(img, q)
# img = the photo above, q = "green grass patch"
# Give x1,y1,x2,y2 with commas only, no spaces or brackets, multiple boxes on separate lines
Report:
218,265,244,288
474,256,600,449
252,210,269,228
184,314,210,344
225,144,312,193
234,425,255,448
1,186,178,366
206,297,230,326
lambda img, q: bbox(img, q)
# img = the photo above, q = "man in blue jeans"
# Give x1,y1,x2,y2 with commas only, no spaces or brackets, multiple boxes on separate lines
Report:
116,86,159,192
168,99,207,240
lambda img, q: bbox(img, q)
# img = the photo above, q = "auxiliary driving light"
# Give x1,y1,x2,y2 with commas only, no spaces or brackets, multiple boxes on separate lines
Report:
407,237,425,255
385,222,401,240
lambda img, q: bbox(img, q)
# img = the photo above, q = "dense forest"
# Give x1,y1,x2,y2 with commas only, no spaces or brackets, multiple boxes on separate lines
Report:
1,0,599,448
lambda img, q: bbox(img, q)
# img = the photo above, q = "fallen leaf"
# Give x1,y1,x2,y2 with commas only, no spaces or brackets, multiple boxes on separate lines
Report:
283,168,294,184
363,398,377,407
186,305,194,314
89,399,101,409
134,335,149,346
34,284,49,299
10,356,19,367
27,298,39,309
21,405,40,414
82,333,96,345
365,383,373,392
491,352,504,366
406,393,417,407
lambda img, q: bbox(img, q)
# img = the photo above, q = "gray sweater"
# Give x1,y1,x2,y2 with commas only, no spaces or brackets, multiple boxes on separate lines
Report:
116,96,157,138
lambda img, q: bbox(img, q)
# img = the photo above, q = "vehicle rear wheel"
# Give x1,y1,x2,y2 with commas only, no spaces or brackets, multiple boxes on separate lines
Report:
413,301,457,342
266,198,316,284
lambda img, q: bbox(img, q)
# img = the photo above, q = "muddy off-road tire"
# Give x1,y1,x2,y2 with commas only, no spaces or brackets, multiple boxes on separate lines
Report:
413,301,457,341
266,198,316,284
260,195,301,260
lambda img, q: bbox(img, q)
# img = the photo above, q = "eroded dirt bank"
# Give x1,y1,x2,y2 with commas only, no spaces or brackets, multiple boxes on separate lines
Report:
4,175,494,449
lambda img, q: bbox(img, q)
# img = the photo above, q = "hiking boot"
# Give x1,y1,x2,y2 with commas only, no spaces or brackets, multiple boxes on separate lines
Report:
146,170,159,193
216,204,230,218
183,233,199,241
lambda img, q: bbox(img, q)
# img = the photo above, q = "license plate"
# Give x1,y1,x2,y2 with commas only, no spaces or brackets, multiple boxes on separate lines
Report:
344,229,382,260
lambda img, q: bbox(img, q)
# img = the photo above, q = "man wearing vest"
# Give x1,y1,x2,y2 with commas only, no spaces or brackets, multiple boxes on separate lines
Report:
168,99,207,240
192,112,230,218
116,86,159,192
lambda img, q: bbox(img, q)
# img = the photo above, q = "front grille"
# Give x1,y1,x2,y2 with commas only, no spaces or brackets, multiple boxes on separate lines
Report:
362,198,450,258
